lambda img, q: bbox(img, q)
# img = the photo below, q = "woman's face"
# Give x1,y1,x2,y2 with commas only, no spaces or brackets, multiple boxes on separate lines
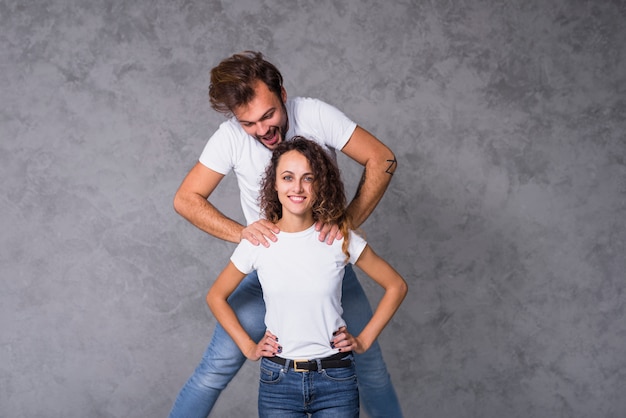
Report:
274,150,316,219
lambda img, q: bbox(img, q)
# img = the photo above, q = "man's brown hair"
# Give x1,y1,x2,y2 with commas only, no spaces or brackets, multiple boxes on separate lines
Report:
209,51,283,116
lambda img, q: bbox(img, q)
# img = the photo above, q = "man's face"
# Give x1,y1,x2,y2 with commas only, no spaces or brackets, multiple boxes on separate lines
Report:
233,81,288,150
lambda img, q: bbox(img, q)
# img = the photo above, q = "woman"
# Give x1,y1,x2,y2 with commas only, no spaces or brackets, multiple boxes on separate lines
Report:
206,136,407,417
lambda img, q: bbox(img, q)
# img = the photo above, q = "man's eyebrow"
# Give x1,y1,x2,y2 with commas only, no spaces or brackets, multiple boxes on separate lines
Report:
237,107,275,124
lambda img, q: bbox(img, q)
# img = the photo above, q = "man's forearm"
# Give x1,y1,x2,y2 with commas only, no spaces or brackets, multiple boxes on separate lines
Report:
347,154,397,228
173,192,244,243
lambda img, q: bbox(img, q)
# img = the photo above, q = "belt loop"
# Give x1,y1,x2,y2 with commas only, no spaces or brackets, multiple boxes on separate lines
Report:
285,359,291,371
316,358,323,373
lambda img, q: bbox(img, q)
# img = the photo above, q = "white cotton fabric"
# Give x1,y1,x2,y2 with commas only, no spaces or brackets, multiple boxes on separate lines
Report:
230,225,367,359
198,97,357,224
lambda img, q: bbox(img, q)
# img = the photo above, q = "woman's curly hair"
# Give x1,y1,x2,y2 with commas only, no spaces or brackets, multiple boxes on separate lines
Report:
259,136,353,261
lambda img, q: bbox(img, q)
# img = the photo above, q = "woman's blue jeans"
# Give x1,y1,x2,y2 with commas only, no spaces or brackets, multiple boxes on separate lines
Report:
168,265,403,418
258,355,359,417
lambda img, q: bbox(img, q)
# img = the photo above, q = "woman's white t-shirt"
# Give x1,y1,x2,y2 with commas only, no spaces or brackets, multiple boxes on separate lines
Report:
230,225,367,359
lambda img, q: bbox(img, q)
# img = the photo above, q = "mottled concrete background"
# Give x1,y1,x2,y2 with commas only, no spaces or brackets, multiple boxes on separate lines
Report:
1,0,625,417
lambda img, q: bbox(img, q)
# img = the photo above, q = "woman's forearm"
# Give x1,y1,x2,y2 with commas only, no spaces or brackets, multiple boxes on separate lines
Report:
355,283,407,351
207,292,257,356
354,245,408,351
206,262,257,357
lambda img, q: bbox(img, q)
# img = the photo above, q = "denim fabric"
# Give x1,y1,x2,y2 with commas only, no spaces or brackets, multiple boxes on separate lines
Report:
258,355,359,417
340,266,404,418
168,265,403,418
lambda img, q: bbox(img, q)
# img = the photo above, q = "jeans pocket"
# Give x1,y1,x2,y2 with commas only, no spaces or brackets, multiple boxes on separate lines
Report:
321,364,357,382
259,365,283,384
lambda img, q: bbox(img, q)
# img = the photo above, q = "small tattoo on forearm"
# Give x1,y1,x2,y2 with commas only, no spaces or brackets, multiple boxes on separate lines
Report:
386,158,397,175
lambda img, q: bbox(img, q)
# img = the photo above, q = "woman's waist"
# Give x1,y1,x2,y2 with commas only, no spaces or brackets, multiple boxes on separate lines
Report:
263,351,354,372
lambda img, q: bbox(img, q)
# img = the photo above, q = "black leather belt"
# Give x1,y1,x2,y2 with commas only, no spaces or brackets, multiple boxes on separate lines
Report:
267,352,353,372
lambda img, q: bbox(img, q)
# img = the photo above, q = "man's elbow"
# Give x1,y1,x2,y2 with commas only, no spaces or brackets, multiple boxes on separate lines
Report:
173,190,188,216
379,149,398,176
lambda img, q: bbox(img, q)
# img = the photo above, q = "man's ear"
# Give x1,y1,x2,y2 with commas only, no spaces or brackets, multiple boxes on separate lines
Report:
281,86,287,103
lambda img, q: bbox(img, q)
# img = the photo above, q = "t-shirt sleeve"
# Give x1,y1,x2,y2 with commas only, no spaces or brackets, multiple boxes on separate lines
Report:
347,230,368,264
230,240,256,274
295,98,357,151
198,120,239,175
315,99,357,150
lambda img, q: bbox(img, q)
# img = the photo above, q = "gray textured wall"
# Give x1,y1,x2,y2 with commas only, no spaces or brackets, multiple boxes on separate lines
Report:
1,0,624,417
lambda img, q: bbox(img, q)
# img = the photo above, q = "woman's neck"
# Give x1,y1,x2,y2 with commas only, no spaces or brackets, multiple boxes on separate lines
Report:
276,213,315,233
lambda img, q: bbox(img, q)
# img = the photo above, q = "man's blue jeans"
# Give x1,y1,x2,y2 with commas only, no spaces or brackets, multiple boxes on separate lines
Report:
168,265,403,418
258,355,359,417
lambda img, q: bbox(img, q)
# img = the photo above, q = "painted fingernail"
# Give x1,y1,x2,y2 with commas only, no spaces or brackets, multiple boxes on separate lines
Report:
277,346,282,354
330,342,335,348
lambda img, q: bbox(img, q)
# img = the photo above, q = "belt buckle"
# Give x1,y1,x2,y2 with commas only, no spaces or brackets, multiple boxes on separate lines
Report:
292,359,309,372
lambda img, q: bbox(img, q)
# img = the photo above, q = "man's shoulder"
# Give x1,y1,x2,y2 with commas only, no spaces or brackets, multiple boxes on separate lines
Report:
207,119,256,152
288,96,325,110
213,118,247,140
287,96,352,130
200,117,266,172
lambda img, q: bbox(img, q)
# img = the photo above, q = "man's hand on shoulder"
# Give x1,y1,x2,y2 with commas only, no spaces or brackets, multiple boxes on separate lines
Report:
315,221,343,245
241,219,280,247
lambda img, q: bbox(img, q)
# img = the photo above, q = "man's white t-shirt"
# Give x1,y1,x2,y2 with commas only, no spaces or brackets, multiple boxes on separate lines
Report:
198,97,357,224
230,225,367,359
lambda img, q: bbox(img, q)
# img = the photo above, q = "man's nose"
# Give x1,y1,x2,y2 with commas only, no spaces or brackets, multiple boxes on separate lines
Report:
255,122,269,136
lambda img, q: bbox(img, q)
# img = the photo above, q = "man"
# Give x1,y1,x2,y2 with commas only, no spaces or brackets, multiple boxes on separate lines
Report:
169,51,402,417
